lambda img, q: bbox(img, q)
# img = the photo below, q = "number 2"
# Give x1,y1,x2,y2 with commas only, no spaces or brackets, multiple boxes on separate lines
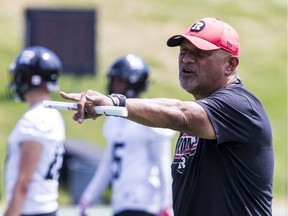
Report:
45,143,64,180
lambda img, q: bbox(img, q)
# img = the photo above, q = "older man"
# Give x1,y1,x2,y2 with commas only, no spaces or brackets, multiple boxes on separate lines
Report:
60,17,274,216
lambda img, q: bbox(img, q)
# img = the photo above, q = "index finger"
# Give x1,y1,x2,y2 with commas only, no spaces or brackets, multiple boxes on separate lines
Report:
59,91,82,101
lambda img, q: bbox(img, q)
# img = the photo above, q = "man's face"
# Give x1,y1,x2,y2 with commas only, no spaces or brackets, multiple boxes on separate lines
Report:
110,77,129,95
178,40,231,99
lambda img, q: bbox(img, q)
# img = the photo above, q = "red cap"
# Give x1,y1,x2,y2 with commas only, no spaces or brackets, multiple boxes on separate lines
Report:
167,17,240,57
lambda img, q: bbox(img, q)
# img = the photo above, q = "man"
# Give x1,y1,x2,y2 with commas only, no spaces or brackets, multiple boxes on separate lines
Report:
77,54,175,216
60,17,274,216
5,46,66,216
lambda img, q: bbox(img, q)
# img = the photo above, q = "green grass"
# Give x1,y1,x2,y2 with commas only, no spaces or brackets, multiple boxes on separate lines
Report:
0,0,286,205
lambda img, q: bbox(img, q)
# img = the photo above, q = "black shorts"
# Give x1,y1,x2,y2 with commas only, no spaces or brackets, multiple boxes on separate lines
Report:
115,210,155,216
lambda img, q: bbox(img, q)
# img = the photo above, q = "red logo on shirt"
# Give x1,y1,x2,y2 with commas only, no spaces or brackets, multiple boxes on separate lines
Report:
173,133,199,174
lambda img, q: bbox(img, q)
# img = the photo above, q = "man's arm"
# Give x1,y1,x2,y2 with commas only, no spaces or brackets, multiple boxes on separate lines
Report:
78,143,112,208
60,91,216,139
4,142,42,216
126,98,215,139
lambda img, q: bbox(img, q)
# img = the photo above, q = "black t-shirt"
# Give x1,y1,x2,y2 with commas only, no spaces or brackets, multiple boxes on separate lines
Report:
171,83,274,216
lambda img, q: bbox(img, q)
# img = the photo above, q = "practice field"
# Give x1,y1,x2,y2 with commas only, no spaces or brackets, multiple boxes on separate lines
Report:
57,205,112,216
0,0,286,212
0,205,112,216
0,204,286,216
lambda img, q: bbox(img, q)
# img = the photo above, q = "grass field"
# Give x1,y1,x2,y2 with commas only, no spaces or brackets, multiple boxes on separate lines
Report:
0,0,286,208
0,205,286,216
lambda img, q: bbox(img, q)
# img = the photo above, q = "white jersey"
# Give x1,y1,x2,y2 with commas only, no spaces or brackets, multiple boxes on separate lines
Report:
81,117,176,214
5,102,65,214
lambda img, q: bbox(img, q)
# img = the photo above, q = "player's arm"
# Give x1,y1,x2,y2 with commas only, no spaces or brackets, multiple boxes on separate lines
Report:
60,91,216,139
78,142,113,215
151,139,173,207
4,141,42,216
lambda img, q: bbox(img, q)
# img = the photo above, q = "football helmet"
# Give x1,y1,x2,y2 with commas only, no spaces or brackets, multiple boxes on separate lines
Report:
8,46,62,101
107,54,149,98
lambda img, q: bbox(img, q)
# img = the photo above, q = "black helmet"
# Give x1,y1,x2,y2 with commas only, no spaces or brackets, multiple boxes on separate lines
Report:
107,54,149,98
8,46,62,101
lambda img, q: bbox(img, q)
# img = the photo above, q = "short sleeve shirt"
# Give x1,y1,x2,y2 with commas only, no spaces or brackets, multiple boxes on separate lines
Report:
171,83,274,216
5,102,66,214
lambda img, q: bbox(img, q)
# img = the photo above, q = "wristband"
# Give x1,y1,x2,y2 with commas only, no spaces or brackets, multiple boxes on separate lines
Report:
107,95,119,106
108,94,126,107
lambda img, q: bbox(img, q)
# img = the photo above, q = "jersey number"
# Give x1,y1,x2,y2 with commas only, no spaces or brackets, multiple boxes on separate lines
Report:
45,143,64,180
112,142,124,179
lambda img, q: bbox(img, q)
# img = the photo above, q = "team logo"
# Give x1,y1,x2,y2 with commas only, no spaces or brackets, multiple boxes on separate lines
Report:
227,41,233,48
190,21,205,32
173,133,199,174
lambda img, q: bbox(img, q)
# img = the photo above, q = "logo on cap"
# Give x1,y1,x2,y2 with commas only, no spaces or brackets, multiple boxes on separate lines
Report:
227,41,233,48
190,21,205,32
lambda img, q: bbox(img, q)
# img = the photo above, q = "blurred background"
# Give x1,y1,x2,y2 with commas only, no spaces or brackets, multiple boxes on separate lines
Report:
0,0,286,214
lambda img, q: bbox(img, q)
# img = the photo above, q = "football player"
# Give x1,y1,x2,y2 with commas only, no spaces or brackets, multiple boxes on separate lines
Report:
78,54,175,216
5,46,66,216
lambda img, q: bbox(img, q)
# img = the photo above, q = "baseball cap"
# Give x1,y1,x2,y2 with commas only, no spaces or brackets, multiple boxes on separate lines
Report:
167,17,240,57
